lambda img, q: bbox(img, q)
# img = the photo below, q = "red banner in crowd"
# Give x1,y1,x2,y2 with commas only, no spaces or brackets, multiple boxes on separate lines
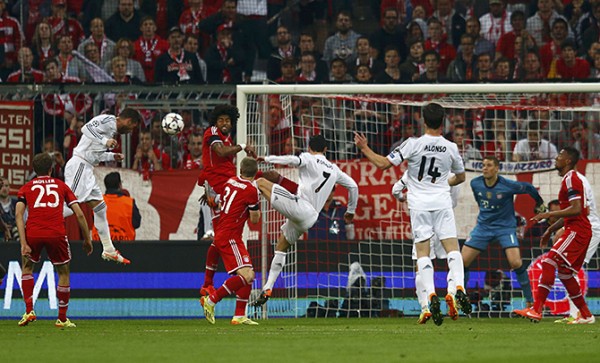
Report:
0,101,34,191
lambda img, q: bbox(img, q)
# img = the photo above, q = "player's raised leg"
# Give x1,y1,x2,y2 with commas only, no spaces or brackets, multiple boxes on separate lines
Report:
88,199,130,264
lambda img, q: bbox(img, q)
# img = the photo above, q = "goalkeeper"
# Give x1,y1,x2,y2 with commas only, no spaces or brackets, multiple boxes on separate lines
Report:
463,155,545,308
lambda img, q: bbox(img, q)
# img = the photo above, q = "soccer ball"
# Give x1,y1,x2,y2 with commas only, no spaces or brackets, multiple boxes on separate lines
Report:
161,112,184,135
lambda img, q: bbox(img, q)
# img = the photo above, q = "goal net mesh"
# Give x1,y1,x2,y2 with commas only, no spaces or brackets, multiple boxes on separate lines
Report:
241,87,600,318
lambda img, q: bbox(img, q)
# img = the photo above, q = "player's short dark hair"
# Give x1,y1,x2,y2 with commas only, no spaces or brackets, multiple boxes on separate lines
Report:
119,107,143,125
422,102,445,129
210,104,239,126
562,146,580,167
104,172,122,190
548,199,560,208
240,157,258,178
32,152,53,176
308,134,327,152
483,155,500,167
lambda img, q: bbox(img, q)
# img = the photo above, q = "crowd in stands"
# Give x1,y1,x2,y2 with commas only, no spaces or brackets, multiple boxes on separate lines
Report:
2,0,600,189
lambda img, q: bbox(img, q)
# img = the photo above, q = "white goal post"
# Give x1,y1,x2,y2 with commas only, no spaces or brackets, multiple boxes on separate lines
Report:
237,83,600,319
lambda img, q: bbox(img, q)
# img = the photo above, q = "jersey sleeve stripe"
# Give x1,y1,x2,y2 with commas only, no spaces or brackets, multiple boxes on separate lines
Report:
85,123,103,140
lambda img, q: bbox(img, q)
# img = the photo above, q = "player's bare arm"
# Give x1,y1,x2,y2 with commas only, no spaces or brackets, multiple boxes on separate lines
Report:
15,202,30,257
354,132,393,170
448,172,466,186
114,153,125,162
212,142,252,157
249,210,260,224
533,199,583,221
540,218,565,248
71,202,93,256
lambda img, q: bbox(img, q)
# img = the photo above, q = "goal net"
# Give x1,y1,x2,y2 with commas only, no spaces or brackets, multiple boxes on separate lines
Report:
237,83,600,319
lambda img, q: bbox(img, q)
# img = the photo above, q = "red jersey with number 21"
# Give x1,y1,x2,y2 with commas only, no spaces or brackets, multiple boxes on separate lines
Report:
215,177,259,238
17,176,78,238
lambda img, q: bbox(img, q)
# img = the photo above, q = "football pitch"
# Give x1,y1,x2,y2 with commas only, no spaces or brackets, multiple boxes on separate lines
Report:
1,318,599,363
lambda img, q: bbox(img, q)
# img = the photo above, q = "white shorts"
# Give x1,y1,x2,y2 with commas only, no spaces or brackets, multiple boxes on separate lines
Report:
64,157,103,202
270,184,318,244
409,208,457,243
585,227,600,264
411,234,447,260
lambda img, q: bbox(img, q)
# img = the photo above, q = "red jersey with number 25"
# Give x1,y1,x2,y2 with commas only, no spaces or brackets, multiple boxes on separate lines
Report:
17,176,78,238
559,170,591,232
199,126,236,193
215,177,259,238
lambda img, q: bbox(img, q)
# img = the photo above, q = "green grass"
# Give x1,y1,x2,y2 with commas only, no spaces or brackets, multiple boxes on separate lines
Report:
2,318,599,363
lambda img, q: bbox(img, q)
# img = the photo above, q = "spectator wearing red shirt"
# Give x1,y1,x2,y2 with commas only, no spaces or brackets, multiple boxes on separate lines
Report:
133,17,169,83
179,0,210,47
496,10,535,61
7,47,44,83
31,20,56,70
132,130,171,175
554,40,590,80
424,17,456,74
0,0,24,68
181,132,203,170
539,17,569,75
45,0,85,49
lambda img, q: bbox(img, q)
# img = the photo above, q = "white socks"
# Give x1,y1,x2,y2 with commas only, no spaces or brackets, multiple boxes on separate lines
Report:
263,251,286,291
447,251,465,293
93,201,115,253
416,257,435,299
415,270,428,311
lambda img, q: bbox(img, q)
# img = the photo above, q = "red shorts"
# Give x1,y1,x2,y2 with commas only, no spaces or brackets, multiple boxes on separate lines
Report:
214,235,253,274
547,228,591,272
27,235,71,265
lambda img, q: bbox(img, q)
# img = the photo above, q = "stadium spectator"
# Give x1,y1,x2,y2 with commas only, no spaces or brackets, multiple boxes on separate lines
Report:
275,57,305,84
406,19,425,42
267,25,297,81
479,0,512,46
526,0,571,47
109,55,142,84
369,7,407,63
78,42,113,82
512,120,558,161
91,172,141,242
18,0,51,42
55,35,81,77
236,0,271,60
540,18,570,76
139,0,184,39
154,27,204,84
353,63,374,83
493,56,512,80
463,155,544,310
298,51,326,83
181,132,203,170
399,37,424,82
453,125,482,161
296,0,328,51
7,47,44,83
570,119,600,160
374,46,402,83
0,0,24,70
179,0,210,40
431,0,465,47
416,50,449,82
63,115,84,160
518,50,545,81
31,20,56,70
133,17,169,83
42,137,65,180
77,18,115,66
424,17,455,74
474,52,494,81
515,147,595,324
328,57,353,83
132,129,171,174
183,34,208,83
447,34,477,82
495,10,536,61
204,23,245,84
104,0,142,43
553,40,590,80
105,38,146,82
200,157,261,326
298,32,329,80
350,36,384,77
0,176,16,241
45,0,85,49
483,117,514,161
584,41,600,69
464,17,495,57
15,152,92,329
322,10,361,65
581,3,600,51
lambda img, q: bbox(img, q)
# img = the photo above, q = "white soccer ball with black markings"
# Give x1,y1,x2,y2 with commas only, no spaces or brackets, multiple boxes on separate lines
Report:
162,112,184,135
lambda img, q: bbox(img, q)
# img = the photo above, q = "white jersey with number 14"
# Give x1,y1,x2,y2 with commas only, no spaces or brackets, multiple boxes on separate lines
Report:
387,134,464,211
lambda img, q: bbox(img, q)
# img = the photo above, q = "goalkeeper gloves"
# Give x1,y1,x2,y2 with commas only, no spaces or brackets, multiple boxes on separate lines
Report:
534,203,547,214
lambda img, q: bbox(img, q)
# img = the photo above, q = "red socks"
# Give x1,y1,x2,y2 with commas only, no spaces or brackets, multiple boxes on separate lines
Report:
210,275,247,304
22,274,34,313
57,285,70,321
203,244,219,288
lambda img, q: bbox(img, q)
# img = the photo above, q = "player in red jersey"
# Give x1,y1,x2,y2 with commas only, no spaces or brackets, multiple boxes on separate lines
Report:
515,147,595,324
197,104,298,298
15,153,92,328
200,157,261,325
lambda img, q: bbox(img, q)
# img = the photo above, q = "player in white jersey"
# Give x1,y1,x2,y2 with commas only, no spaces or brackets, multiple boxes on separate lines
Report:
63,108,143,264
546,172,600,323
355,102,468,326
252,134,359,306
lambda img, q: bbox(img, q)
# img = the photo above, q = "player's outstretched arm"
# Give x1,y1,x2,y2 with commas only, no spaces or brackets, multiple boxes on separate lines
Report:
354,132,392,170
212,142,250,158
264,154,302,167
71,202,93,256
15,202,30,257
335,169,359,214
